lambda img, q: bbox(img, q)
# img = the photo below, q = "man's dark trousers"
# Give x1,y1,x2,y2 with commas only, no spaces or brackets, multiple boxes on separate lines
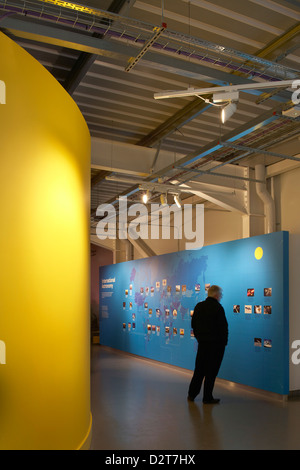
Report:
188,341,225,401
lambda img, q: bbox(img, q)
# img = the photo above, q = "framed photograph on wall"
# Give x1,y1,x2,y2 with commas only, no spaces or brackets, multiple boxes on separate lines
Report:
264,305,272,315
245,305,252,314
254,338,262,347
264,288,272,296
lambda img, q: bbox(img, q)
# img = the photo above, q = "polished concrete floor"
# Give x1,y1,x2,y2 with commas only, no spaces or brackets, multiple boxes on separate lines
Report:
90,345,300,450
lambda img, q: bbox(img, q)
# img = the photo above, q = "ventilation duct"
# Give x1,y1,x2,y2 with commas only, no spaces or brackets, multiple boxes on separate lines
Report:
255,164,275,234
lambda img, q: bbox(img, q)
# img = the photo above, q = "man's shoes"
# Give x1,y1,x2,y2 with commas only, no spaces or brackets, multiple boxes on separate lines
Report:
202,398,220,404
187,395,194,402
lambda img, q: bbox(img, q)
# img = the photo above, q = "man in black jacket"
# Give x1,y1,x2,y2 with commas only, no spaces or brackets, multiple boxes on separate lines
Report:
188,285,228,404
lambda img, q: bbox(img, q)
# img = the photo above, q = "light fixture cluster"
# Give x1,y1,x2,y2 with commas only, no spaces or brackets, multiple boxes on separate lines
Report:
105,176,186,205
140,186,182,207
159,193,182,206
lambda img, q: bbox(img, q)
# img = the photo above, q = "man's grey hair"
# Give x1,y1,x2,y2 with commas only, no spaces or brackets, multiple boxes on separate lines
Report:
207,285,222,298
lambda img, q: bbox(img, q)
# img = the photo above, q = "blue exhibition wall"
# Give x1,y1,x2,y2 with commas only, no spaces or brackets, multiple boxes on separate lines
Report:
99,231,289,395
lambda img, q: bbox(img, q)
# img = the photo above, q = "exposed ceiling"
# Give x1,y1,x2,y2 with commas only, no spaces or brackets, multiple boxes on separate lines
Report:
1,0,300,230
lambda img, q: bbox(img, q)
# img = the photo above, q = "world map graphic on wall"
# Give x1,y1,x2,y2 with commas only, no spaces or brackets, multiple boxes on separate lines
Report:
100,231,289,395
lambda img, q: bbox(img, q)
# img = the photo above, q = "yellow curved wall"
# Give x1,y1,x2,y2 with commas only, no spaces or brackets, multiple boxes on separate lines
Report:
0,32,91,449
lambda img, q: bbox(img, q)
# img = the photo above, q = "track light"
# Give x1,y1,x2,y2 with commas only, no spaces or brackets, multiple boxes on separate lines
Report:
213,91,239,103
160,194,167,205
221,102,237,123
174,194,182,208
154,80,295,100
142,190,150,204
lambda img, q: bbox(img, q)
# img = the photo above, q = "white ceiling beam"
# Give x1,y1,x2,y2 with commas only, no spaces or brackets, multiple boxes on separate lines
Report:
91,137,184,176
91,137,252,189
127,235,157,258
187,189,247,214
186,179,246,193
266,158,300,178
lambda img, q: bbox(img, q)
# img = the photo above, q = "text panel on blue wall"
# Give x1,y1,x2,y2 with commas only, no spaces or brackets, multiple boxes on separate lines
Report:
99,231,289,395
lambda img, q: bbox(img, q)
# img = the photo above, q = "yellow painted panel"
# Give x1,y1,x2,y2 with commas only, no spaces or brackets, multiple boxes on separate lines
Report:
0,32,91,449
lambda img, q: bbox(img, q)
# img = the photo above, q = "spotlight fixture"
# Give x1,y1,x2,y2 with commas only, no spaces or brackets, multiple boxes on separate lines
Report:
142,190,150,204
160,194,167,205
221,102,238,123
174,194,182,208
